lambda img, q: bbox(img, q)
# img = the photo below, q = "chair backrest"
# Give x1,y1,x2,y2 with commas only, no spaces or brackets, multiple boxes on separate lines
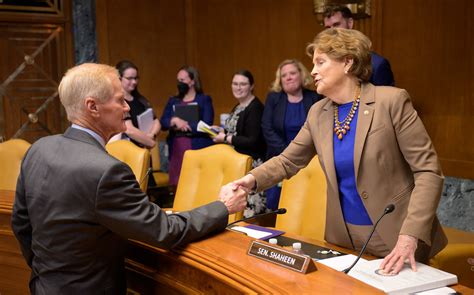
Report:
106,140,150,192
150,142,169,187
173,144,252,223
0,139,31,191
275,155,327,241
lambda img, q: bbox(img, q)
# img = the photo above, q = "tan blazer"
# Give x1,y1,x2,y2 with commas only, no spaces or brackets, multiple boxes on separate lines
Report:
252,83,447,259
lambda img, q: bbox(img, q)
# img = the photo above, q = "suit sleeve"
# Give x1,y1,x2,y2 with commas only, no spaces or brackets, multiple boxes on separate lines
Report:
160,97,175,131
95,162,228,249
251,106,317,191
232,102,263,150
11,166,34,267
391,90,443,245
371,58,395,86
261,93,287,154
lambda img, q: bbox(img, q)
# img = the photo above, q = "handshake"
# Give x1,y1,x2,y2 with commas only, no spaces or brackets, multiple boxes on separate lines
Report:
218,174,257,214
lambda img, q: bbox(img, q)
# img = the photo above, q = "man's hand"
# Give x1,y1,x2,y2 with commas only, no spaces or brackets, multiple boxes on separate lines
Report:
219,183,248,214
379,234,418,274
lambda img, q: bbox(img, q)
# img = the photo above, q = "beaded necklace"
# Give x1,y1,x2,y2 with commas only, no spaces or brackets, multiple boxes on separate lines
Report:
333,86,361,140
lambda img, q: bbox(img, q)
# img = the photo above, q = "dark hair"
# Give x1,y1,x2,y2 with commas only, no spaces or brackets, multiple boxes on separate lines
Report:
323,5,353,19
233,69,254,86
115,60,142,98
178,65,203,93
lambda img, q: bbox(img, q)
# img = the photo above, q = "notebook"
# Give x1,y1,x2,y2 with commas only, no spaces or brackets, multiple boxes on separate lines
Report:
174,104,199,122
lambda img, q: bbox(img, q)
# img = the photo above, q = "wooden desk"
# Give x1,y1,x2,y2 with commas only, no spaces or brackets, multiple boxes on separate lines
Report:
0,189,471,294
125,228,473,294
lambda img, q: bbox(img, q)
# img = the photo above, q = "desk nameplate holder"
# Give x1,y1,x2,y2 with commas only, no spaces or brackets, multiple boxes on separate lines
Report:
247,240,316,274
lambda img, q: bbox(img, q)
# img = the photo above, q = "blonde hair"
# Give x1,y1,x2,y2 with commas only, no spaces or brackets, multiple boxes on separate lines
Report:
306,28,372,82
270,59,313,92
58,63,119,121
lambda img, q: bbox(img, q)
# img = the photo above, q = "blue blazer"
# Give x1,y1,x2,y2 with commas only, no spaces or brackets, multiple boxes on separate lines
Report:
370,52,395,86
160,93,214,156
261,89,322,159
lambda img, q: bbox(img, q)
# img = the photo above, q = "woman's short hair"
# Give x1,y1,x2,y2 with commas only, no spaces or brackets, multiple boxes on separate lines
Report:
178,65,203,93
59,63,118,121
306,28,372,82
270,59,312,92
233,69,254,86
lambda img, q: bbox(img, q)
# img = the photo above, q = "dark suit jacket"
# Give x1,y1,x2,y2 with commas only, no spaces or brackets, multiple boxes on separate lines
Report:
160,93,214,155
261,89,322,159
229,97,266,160
370,51,395,86
11,127,228,294
251,83,447,260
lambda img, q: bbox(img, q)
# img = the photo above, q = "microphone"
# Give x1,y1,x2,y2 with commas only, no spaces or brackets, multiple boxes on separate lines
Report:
139,167,153,186
342,204,395,274
226,208,287,228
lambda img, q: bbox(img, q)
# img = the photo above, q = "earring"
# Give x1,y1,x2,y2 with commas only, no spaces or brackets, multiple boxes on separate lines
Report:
344,69,348,74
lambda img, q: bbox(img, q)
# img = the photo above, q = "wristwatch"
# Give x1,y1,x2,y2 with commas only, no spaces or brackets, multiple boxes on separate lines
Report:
223,134,228,144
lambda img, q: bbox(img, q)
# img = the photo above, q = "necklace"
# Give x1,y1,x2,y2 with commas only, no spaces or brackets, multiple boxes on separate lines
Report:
333,87,361,140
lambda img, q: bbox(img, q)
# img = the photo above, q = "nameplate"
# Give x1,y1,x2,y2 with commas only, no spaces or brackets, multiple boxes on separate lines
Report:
247,240,316,274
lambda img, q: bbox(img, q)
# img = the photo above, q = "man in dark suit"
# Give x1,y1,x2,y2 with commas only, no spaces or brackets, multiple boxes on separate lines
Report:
11,63,247,294
323,5,395,86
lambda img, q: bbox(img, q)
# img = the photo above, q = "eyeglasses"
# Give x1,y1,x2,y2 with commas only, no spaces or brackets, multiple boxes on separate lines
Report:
122,76,139,81
231,82,250,87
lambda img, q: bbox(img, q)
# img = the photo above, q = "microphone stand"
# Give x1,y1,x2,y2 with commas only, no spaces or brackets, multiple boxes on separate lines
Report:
342,204,395,274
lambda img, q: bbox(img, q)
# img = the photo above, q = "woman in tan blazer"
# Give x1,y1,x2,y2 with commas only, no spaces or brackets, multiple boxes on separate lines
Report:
234,28,447,275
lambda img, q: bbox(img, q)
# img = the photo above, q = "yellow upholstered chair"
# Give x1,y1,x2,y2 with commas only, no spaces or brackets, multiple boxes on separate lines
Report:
150,142,169,187
106,140,150,192
275,156,327,241
430,227,474,288
172,144,252,223
0,139,31,191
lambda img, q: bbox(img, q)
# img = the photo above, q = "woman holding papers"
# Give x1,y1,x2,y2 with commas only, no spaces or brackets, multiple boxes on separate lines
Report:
233,28,447,275
160,66,214,186
213,70,266,217
261,59,322,210
116,60,161,148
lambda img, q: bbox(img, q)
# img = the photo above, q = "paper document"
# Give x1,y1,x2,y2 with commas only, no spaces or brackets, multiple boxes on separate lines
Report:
137,108,154,133
231,226,274,239
197,120,217,137
316,254,367,271
347,259,457,294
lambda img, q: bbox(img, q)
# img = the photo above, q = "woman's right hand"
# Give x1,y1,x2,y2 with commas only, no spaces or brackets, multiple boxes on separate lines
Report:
232,174,256,192
171,117,191,132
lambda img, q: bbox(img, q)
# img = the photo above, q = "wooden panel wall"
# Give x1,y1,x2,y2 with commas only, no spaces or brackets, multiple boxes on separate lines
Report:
96,0,474,179
379,0,474,179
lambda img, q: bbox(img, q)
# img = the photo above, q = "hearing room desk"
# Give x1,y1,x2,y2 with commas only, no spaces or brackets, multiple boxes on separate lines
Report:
0,190,471,294
125,225,472,294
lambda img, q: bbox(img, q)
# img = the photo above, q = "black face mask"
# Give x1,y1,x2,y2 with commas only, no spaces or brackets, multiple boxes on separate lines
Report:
177,82,189,98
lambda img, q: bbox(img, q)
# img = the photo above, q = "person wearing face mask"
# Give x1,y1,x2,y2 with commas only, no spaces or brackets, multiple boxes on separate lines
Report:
212,70,266,217
115,60,161,148
160,66,215,186
261,59,322,210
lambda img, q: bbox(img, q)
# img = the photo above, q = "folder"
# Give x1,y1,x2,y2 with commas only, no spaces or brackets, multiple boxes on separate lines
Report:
174,104,199,122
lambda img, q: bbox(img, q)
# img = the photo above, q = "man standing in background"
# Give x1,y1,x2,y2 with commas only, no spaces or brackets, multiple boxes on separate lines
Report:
323,5,395,86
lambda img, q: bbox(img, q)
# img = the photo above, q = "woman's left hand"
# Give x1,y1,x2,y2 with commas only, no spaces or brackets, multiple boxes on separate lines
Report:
379,234,418,274
213,132,225,143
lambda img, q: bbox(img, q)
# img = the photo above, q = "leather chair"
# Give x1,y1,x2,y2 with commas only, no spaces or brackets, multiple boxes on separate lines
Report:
275,156,327,241
430,227,474,288
149,142,169,187
0,139,31,191
172,144,252,223
106,140,150,192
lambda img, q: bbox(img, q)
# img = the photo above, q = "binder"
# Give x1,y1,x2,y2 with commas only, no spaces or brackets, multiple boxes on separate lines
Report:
174,104,199,122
